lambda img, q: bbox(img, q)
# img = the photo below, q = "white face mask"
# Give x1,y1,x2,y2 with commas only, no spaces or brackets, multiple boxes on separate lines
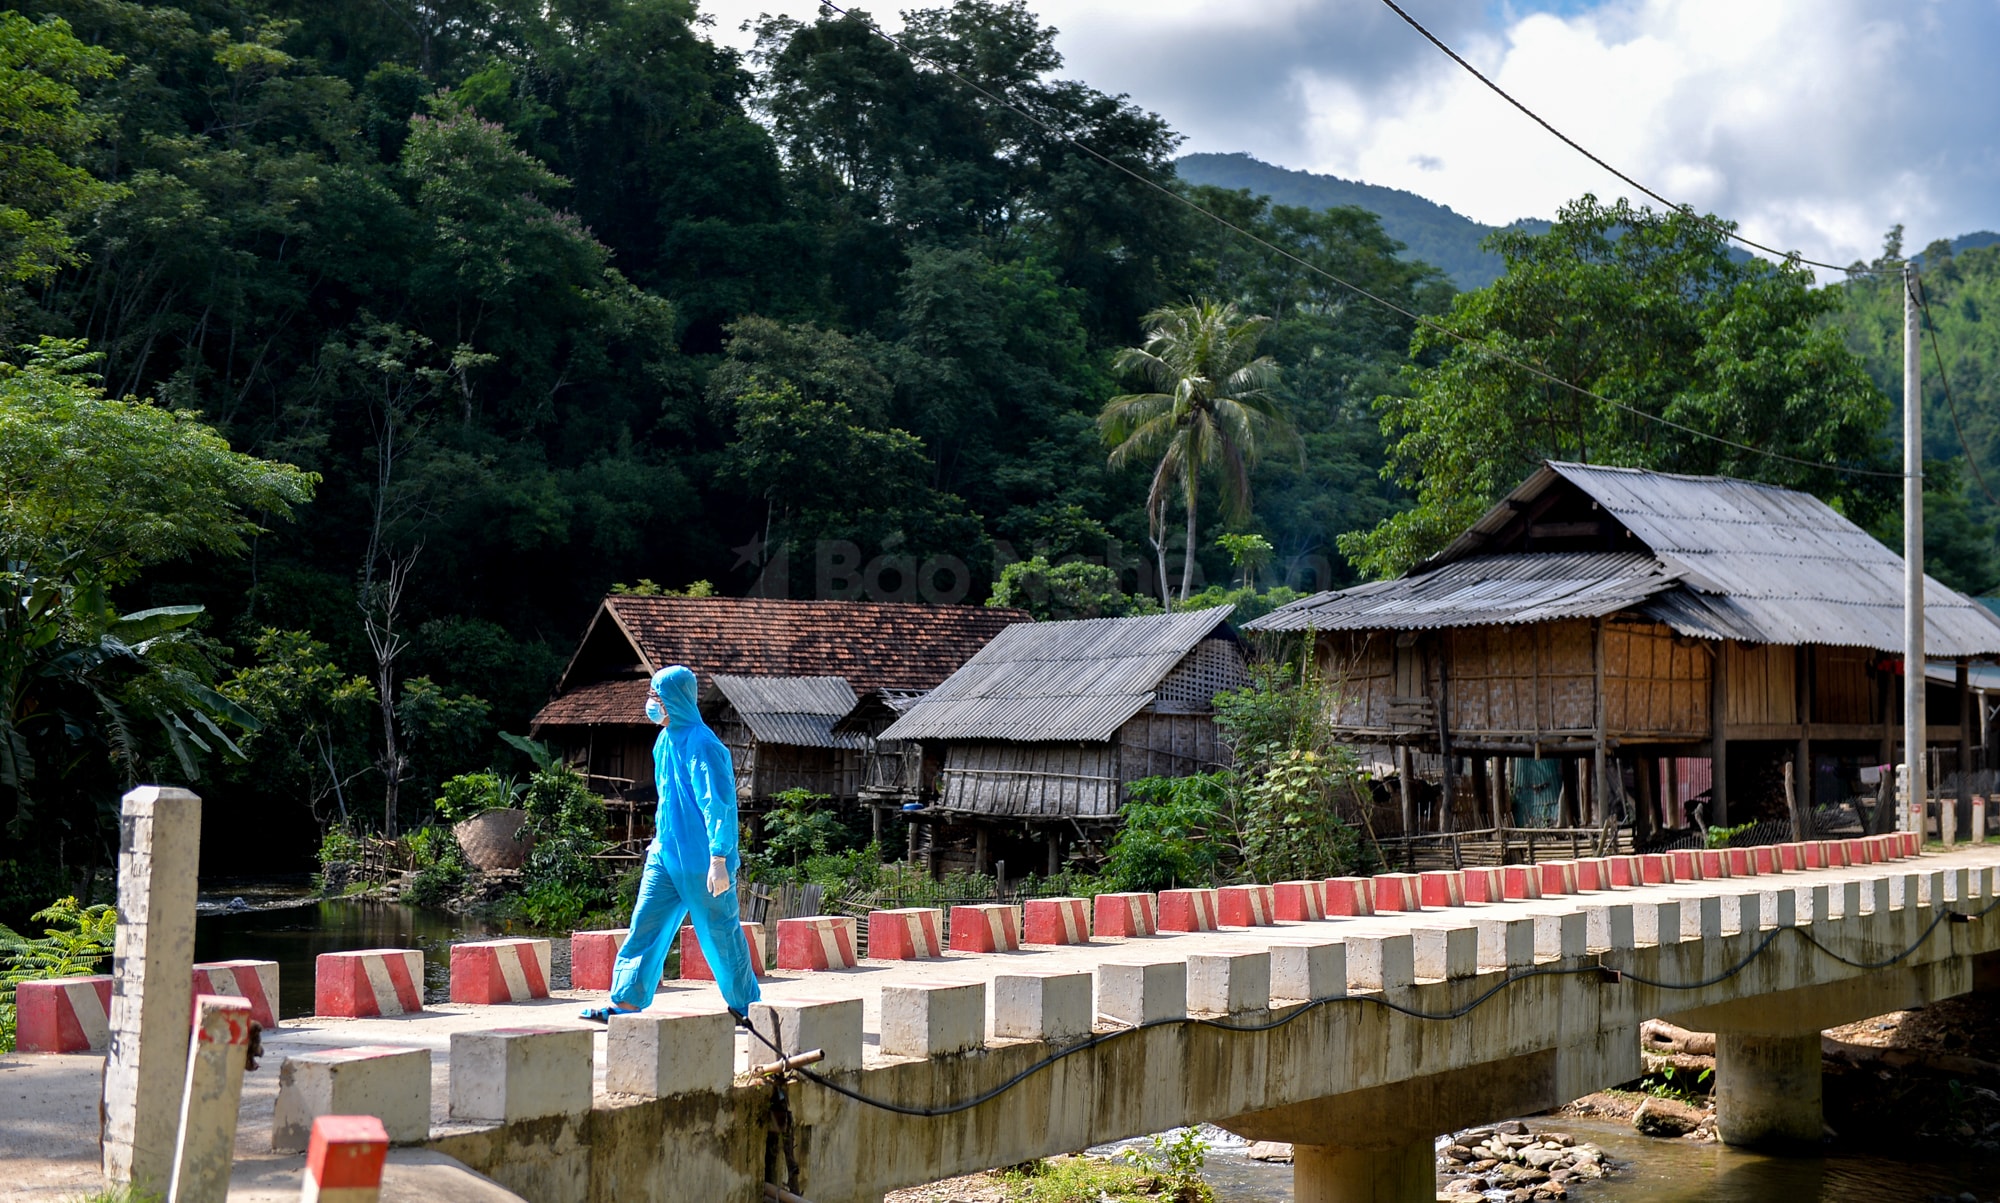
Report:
645,697,666,725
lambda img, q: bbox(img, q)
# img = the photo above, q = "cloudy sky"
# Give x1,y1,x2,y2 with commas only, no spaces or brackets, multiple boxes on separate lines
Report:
697,0,2000,272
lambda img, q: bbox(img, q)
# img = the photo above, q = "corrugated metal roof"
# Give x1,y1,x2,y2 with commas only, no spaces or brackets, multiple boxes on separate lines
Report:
711,674,869,749
1266,461,2000,656
880,607,1236,743
1251,552,1677,632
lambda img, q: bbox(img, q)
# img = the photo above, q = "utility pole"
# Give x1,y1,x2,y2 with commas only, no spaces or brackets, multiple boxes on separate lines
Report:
1904,263,1927,837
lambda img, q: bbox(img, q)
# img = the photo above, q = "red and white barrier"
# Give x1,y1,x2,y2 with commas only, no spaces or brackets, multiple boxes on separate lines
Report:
680,921,768,980
1605,857,1640,888
1572,860,1604,892
1777,844,1803,872
314,950,423,1018
1273,880,1327,921
302,1114,388,1203
1217,884,1276,927
569,928,628,992
1418,871,1464,908
868,908,944,960
949,904,1022,952
1696,850,1728,879
1638,854,1673,885
1536,863,1577,897
448,938,551,1005
1158,888,1221,932
1750,846,1777,874
14,975,112,1053
1499,866,1542,901
1463,867,1505,904
776,916,858,971
1371,873,1422,913
1324,877,1376,916
1724,848,1753,876
190,959,279,1029
1093,892,1159,938
1023,897,1093,944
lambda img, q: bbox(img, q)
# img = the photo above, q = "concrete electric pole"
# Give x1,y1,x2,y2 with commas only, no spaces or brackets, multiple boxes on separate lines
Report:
1904,264,1927,835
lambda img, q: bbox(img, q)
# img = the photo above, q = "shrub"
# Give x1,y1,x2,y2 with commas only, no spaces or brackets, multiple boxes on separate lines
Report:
1104,774,1232,891
434,772,521,825
0,896,117,1054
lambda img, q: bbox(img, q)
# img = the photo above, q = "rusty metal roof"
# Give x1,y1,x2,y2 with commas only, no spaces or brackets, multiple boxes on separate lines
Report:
1250,462,2000,656
880,607,1237,743
711,674,870,750
1250,552,1677,631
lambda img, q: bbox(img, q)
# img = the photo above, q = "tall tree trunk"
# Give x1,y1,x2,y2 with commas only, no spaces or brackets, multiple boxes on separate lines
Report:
1180,498,1198,603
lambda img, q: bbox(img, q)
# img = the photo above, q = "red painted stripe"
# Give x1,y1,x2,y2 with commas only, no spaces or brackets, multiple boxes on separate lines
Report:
381,953,422,1013
517,945,548,997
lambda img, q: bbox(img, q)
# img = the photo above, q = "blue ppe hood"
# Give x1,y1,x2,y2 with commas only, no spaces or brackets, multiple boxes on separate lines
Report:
646,665,740,869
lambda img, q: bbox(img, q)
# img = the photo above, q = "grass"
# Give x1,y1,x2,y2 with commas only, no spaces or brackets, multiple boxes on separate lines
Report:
64,1187,161,1203
999,1155,1160,1202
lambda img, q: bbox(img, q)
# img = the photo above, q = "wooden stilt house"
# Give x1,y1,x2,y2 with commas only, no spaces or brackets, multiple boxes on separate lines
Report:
879,606,1250,876
1245,462,2000,852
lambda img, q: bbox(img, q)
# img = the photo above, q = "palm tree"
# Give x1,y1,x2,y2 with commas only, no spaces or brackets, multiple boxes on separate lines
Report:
1099,299,1289,604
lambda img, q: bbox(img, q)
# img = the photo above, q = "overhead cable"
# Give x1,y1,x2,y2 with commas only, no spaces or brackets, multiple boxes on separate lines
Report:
799,0,1900,481
1374,0,1886,277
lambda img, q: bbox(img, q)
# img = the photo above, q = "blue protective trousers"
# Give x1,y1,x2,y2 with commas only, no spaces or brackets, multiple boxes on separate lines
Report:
610,841,761,1015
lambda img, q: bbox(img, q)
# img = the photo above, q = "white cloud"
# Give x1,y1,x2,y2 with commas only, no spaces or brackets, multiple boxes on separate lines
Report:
696,0,2000,269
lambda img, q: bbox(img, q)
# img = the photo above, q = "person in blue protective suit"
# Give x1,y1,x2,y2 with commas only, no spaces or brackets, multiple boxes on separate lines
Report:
580,665,761,1021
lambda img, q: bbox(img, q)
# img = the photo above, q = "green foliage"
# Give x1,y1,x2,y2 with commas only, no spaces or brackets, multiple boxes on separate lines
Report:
433,772,518,824
1171,583,1303,624
1217,660,1373,881
1001,1154,1159,1203
1121,1128,1215,1203
0,895,117,1053
0,15,118,295
317,824,362,871
988,556,1158,621
400,824,467,908
1343,196,1895,578
610,580,714,598
1105,774,1232,892
223,630,376,827
506,763,610,928
1704,822,1755,849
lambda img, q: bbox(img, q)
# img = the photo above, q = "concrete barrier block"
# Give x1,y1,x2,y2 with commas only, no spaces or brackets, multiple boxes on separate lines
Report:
167,994,256,1203
448,1026,592,1123
867,908,944,960
568,929,627,992
991,972,1093,1042
1217,885,1277,927
1670,849,1702,880
1889,873,1915,911
1803,842,1826,870
273,1045,431,1152
1269,941,1345,1002
15,975,112,1053
1639,854,1673,885
750,996,864,1073
1728,848,1757,877
681,922,769,980
1325,877,1377,915
1721,892,1762,935
1418,871,1465,908
1187,951,1271,1015
606,1008,734,1098
1573,859,1605,892
1534,912,1586,961
1777,844,1803,872
1372,873,1423,912
1919,870,1945,908
949,904,1022,953
1344,934,1415,992
1094,892,1159,938
1976,801,1989,845
1158,888,1221,932
1945,867,1970,904
1836,841,1859,868
1412,927,1477,980
1794,884,1831,924
1273,880,1327,921
1463,867,1506,904
1635,900,1682,946
1023,898,1093,945
1096,961,1186,1025
1475,918,1535,970
315,950,423,1018
303,1115,387,1203
1584,904,1635,952
449,939,551,1004
191,960,279,1030
1858,878,1888,918
1751,846,1778,874
881,981,986,1058
1537,863,1578,897
1698,850,1729,879
1683,896,1722,940
1501,865,1543,900
1605,856,1639,887
776,916,858,970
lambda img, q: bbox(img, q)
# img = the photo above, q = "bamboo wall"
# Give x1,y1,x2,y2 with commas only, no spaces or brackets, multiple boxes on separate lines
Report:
935,708,1233,818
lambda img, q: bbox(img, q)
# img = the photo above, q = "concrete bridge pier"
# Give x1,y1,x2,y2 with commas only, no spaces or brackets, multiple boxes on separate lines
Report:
1291,1139,1433,1203
1713,1031,1822,1149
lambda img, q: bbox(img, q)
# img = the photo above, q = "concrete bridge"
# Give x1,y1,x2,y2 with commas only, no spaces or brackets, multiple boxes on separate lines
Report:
13,793,2000,1203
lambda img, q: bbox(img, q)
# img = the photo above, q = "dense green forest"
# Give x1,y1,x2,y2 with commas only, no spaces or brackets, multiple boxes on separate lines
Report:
0,0,1990,916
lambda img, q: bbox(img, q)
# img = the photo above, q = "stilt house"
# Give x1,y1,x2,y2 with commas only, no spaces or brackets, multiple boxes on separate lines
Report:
529,597,1030,828
1245,462,2000,845
879,606,1250,875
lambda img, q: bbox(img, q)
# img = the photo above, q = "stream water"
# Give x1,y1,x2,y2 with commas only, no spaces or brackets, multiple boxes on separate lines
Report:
197,889,1993,1202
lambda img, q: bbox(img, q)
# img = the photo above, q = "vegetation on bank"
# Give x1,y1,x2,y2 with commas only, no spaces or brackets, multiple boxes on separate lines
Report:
0,896,117,1054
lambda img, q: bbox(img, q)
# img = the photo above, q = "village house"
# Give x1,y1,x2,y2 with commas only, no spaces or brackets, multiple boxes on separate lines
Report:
1245,462,2000,851
528,596,1030,843
879,606,1250,878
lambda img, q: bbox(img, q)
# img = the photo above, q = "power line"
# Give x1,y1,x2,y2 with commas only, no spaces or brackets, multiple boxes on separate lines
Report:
1374,0,1888,278
1912,271,2000,508
796,0,1901,481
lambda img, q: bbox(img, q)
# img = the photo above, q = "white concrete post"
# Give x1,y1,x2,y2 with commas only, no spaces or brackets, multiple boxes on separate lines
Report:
1269,941,1346,1002
880,982,986,1058
103,785,203,1191
607,1009,736,1097
447,1027,593,1122
1410,927,1476,980
750,997,865,1074
1186,951,1271,1015
167,995,255,1203
990,972,1093,1042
